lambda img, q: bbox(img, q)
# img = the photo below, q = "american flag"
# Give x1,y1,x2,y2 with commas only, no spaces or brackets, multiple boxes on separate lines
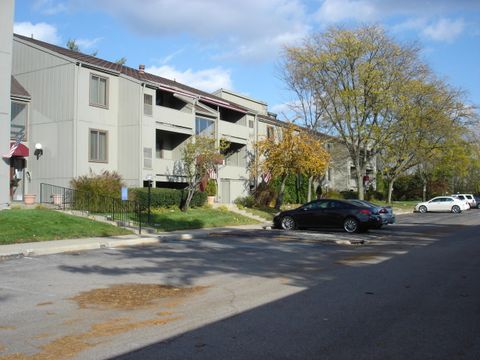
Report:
263,171,272,183
2,131,23,159
207,168,216,179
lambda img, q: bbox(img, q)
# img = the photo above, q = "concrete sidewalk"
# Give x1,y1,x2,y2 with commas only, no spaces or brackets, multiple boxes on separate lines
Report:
0,224,265,260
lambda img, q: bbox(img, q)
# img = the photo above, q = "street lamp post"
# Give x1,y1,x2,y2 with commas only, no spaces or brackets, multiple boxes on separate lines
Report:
146,175,152,225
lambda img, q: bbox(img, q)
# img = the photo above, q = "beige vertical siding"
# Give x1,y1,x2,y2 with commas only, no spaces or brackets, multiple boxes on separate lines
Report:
12,39,76,195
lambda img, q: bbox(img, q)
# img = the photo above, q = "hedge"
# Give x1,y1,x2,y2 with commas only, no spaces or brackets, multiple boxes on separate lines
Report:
130,188,207,209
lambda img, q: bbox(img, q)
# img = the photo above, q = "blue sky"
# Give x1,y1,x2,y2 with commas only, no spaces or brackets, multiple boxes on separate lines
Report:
13,0,480,117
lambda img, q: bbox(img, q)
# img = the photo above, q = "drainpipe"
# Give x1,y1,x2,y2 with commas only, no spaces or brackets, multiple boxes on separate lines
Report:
73,62,80,178
139,83,145,187
254,113,258,190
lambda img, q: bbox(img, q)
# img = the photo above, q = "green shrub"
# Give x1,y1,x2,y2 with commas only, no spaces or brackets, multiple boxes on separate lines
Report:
272,174,310,204
234,195,255,208
205,180,217,196
324,190,344,199
71,170,124,198
340,190,358,199
70,170,125,212
366,190,384,201
190,191,208,207
253,182,276,207
130,188,207,209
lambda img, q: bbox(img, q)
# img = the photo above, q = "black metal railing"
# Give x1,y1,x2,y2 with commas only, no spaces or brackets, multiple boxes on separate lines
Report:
39,183,142,234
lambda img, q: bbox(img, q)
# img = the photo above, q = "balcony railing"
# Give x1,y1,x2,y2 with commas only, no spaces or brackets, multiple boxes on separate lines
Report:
218,120,249,144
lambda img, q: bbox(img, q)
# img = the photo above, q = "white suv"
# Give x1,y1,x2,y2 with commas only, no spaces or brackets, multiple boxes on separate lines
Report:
464,194,476,208
451,194,472,209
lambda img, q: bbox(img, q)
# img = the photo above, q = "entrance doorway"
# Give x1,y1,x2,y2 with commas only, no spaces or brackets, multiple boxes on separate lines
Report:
10,157,26,202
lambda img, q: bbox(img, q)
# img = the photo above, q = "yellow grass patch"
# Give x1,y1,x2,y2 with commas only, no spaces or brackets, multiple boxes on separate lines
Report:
70,283,206,310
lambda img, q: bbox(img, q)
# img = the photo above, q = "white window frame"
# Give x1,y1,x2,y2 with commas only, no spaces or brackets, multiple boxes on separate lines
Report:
144,147,153,169
10,100,29,141
89,73,109,108
89,128,108,163
144,94,153,116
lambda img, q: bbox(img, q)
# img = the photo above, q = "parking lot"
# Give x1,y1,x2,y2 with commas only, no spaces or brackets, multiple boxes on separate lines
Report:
0,210,479,359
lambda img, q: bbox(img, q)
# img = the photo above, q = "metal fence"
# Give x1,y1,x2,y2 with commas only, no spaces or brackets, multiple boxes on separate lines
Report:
39,183,142,233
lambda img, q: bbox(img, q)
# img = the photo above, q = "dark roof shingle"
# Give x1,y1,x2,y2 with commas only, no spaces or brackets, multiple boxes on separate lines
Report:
13,33,247,113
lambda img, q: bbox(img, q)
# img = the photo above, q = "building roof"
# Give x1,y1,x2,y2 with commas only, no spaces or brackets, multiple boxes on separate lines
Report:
10,76,30,100
13,33,248,114
257,114,336,142
257,113,286,127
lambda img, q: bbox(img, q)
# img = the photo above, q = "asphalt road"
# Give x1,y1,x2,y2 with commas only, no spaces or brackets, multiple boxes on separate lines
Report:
0,210,479,359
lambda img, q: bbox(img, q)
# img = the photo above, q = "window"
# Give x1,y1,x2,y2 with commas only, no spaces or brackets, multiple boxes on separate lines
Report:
267,126,274,139
144,94,153,116
144,147,152,168
249,120,254,129
89,129,108,162
89,74,108,107
350,166,357,180
195,117,215,135
11,102,28,141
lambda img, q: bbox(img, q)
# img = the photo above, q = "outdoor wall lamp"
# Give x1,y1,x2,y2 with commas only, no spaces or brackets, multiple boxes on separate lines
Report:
34,143,43,159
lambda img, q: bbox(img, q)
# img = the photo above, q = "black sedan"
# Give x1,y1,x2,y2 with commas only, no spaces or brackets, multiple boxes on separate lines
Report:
273,199,383,233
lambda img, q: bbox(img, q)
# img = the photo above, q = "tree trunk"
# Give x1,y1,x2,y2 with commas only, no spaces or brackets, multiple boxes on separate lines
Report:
422,179,427,202
181,186,196,212
275,175,288,210
356,170,364,200
307,176,313,202
387,178,395,204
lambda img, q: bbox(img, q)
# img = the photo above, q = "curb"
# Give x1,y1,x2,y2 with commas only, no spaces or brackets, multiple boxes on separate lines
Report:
0,237,160,260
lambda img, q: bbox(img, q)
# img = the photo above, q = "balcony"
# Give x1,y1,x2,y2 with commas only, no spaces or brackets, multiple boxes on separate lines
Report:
152,105,194,135
218,120,249,144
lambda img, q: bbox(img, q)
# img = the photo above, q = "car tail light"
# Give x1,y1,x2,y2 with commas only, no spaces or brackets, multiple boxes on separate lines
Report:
359,209,371,215
379,208,387,214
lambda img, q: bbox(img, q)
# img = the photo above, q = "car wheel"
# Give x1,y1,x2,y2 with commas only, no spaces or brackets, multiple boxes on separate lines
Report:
451,205,461,213
418,205,427,213
281,216,296,230
343,217,359,233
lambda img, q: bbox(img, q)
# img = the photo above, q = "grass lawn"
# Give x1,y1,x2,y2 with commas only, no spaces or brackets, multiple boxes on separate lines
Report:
378,200,418,212
144,207,259,232
236,205,277,221
0,208,132,245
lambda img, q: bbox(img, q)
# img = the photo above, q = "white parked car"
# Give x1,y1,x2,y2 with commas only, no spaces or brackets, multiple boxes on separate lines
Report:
415,196,466,213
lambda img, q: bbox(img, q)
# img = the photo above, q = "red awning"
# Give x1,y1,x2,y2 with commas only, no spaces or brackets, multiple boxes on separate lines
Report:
2,142,29,158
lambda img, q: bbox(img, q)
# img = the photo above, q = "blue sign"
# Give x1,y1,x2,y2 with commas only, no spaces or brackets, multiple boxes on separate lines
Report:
121,187,128,201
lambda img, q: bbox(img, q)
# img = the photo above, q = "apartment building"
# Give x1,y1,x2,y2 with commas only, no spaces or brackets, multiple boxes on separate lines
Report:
11,34,256,203
10,34,374,204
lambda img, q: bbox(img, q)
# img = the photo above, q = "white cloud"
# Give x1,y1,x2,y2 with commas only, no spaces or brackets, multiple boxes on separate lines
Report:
391,17,427,33
154,48,186,65
76,37,103,50
78,0,309,61
33,0,67,15
145,65,233,93
315,0,378,23
392,17,466,42
13,22,61,44
270,102,292,116
422,18,465,42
